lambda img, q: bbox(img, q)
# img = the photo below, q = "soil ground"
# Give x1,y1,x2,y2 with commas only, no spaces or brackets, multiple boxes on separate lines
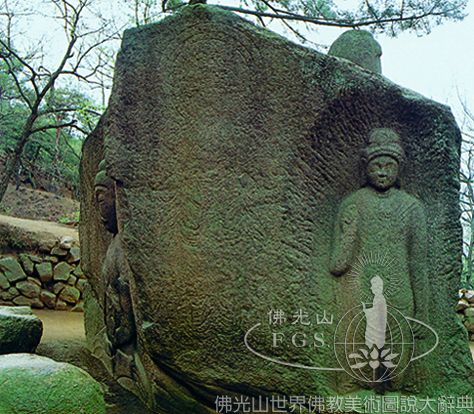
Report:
33,310,154,414
1,184,79,223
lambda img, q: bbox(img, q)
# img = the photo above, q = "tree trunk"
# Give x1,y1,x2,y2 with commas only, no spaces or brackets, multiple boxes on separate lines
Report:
0,117,35,203
0,155,18,203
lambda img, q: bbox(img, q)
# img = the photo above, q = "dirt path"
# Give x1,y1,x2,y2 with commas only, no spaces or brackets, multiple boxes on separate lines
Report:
34,309,84,342
0,214,78,240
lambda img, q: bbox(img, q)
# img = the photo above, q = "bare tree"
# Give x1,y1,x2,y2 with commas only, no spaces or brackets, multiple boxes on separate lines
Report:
126,0,160,26
459,99,474,288
0,0,121,202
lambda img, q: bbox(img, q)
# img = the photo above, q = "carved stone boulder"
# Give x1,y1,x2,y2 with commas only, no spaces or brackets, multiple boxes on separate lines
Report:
80,4,474,412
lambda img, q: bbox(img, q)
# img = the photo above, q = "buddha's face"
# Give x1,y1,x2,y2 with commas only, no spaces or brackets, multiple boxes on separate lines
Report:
94,184,117,234
371,279,384,295
367,155,399,191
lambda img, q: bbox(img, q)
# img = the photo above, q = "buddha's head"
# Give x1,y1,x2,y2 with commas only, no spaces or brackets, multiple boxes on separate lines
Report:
94,159,117,235
370,276,384,295
364,128,404,192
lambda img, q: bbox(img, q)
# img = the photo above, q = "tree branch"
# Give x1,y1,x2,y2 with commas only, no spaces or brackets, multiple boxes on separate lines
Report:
212,3,462,30
30,120,77,134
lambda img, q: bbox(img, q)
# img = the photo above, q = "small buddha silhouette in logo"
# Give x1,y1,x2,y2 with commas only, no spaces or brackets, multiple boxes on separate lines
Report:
363,276,388,351
348,276,399,381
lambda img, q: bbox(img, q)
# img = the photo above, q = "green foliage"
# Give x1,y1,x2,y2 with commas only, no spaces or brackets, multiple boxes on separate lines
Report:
0,58,28,153
461,257,474,289
0,58,101,194
0,204,12,216
167,0,185,9
58,210,80,225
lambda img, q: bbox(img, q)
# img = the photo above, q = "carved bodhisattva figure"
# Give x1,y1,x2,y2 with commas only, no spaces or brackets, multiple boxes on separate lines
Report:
94,160,142,394
330,129,428,390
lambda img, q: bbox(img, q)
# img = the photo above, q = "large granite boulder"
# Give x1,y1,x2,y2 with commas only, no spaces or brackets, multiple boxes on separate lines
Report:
0,306,42,354
0,354,106,414
80,3,474,412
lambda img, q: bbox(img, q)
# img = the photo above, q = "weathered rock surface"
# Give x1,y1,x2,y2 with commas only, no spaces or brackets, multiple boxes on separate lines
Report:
464,290,474,303
19,254,34,275
74,265,85,278
59,286,81,304
76,278,88,292
0,273,9,290
53,282,66,295
40,289,57,309
53,262,73,282
81,4,474,412
0,354,105,414
0,257,26,283
16,280,40,298
0,289,16,301
12,296,32,306
45,255,59,264
7,287,18,297
71,302,84,312
67,246,81,263
59,236,75,250
0,306,42,354
36,262,53,282
458,289,474,340
28,255,41,264
51,246,68,257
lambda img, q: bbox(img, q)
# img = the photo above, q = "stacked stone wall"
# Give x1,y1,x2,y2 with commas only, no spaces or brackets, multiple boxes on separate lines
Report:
0,236,85,311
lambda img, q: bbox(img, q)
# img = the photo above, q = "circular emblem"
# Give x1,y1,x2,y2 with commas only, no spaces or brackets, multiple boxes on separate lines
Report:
334,304,414,383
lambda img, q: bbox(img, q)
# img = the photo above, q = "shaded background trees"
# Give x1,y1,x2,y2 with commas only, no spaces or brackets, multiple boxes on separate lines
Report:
0,0,468,201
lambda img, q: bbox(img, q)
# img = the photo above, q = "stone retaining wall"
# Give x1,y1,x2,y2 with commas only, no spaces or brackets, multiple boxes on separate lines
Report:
0,236,85,311
457,289,474,341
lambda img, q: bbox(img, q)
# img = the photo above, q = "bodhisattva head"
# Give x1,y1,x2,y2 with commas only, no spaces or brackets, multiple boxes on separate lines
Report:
364,128,404,192
94,160,118,235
